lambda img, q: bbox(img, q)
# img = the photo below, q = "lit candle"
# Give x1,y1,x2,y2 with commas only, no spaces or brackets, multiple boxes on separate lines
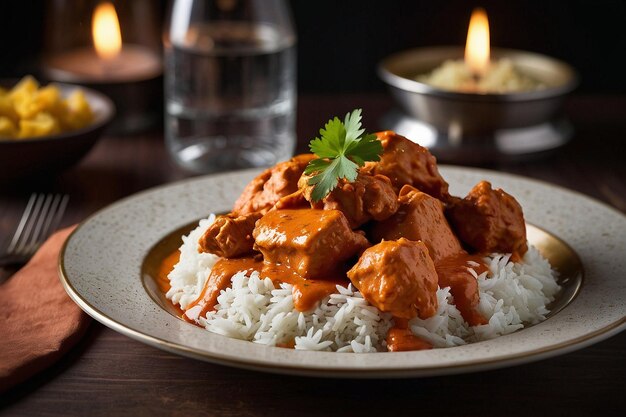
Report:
92,2,122,60
417,8,542,93
464,8,490,78
44,2,161,83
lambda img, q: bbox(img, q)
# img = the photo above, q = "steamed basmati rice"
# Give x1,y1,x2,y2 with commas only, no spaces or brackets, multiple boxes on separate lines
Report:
167,215,560,352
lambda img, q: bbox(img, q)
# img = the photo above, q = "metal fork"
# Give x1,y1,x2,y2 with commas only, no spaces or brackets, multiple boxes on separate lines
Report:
0,193,69,267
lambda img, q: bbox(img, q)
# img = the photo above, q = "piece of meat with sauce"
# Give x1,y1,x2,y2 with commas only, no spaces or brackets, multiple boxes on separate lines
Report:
370,185,487,326
232,154,316,216
273,189,309,210
447,181,528,259
370,185,463,262
362,131,450,202
198,212,262,258
253,209,369,279
298,172,399,228
347,238,439,320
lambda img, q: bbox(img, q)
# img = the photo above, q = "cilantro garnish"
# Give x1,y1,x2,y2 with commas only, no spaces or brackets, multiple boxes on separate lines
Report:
303,109,383,202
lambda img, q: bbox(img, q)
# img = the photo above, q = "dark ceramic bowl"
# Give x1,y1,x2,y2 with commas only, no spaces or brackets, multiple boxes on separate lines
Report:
0,80,115,182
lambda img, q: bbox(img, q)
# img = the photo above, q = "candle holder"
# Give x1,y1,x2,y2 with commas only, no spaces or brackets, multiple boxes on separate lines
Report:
378,46,579,163
41,0,163,134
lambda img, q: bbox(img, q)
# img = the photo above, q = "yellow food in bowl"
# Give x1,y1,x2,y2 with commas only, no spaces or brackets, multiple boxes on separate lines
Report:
0,76,94,140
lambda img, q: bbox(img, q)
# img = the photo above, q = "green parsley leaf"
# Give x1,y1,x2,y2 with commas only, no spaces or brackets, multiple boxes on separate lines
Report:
305,109,383,202
309,117,345,158
346,132,382,161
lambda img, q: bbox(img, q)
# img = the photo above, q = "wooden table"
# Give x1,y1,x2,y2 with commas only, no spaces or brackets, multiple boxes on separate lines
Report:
1,94,625,416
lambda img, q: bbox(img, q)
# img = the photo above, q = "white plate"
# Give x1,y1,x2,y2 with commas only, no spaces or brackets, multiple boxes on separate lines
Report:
59,166,626,378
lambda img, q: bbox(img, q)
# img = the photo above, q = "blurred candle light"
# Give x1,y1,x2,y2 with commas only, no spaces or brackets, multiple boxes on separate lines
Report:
92,2,122,60
44,1,161,82
43,0,163,132
464,7,490,77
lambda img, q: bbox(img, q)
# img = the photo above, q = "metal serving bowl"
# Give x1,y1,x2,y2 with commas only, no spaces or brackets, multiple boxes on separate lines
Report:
378,46,579,135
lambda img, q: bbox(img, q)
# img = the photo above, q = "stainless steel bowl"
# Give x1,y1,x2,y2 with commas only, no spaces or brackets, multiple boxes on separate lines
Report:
378,46,579,134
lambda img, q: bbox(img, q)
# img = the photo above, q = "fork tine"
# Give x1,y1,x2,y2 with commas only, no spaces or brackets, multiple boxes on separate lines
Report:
2,193,69,266
6,193,37,253
24,194,54,254
8,194,43,254
41,194,69,245
14,194,46,255
38,194,63,244
50,195,69,235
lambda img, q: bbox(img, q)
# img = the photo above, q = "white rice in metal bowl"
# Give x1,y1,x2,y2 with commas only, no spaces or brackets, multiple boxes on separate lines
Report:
167,215,560,353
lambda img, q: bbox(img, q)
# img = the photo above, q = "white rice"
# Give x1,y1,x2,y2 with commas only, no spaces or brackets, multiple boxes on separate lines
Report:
166,215,560,352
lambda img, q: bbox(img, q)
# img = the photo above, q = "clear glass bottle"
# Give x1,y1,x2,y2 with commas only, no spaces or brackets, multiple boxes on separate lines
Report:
164,0,297,174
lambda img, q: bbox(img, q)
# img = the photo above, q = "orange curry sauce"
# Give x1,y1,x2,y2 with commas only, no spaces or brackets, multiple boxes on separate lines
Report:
155,250,186,317
158,249,491,351
159,253,347,324
386,318,432,352
435,253,490,327
156,250,180,293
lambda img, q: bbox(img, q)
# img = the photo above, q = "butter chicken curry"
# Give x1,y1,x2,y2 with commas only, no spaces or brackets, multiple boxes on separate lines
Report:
180,131,527,352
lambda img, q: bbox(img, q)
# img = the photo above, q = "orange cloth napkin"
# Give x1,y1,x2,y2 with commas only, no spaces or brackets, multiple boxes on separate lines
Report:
0,226,90,392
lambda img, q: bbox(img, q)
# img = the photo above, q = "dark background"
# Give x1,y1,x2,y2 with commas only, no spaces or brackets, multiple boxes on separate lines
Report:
1,0,626,93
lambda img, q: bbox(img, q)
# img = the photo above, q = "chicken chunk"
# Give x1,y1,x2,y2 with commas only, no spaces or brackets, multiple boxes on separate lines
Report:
253,209,369,279
299,172,398,228
370,185,463,262
447,181,528,258
198,212,262,258
347,238,438,320
273,189,309,210
232,154,316,216
371,186,486,325
362,131,450,202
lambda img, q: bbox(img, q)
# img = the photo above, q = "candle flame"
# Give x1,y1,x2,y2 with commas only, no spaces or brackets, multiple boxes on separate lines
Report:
465,7,490,76
92,2,122,60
